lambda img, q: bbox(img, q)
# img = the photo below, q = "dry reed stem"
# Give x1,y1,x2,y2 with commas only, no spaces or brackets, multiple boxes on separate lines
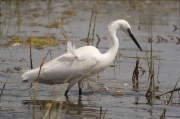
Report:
58,19,69,42
159,77,180,118
156,77,180,97
29,38,33,69
87,0,101,45
103,108,108,119
160,108,166,119
32,50,51,118
0,75,10,102
96,34,101,48
146,73,154,97
129,0,135,9
91,10,98,46
132,57,139,84
164,90,167,105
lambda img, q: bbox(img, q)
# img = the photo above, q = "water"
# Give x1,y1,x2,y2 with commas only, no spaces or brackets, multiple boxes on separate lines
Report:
0,0,180,119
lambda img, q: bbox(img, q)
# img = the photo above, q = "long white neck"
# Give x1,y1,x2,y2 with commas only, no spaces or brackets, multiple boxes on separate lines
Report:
104,28,119,63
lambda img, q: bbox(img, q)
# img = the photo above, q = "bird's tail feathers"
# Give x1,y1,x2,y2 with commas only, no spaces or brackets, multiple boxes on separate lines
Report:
67,41,78,57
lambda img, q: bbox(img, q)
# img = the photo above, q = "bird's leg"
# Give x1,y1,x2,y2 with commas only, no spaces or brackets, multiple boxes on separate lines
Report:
65,79,78,96
64,90,69,96
78,80,83,95
79,88,82,95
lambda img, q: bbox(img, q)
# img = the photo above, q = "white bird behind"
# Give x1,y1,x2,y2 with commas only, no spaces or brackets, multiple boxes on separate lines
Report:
22,42,105,83
22,19,142,96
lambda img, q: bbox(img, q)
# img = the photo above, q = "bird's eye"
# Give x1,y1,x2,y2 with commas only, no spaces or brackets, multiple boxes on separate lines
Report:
127,28,131,33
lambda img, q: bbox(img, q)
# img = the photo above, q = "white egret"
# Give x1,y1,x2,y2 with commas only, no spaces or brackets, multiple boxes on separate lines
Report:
22,19,142,96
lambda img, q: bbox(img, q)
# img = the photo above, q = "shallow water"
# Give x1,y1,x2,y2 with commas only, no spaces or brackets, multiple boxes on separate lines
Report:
0,0,180,119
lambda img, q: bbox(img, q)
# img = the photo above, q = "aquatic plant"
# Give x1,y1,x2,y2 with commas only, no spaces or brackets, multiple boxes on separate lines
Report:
86,0,101,45
0,76,9,103
0,20,7,44
62,10,77,16
27,36,59,49
0,15,11,44
159,77,180,119
145,15,156,104
58,19,69,42
11,36,24,43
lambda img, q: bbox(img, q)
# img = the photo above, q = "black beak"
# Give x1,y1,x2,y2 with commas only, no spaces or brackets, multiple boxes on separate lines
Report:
127,29,142,51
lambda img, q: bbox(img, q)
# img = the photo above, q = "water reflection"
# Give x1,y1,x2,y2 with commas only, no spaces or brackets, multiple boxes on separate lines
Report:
22,95,104,118
132,83,139,92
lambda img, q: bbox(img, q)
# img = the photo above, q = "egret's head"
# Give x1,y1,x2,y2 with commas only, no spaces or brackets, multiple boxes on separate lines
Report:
108,19,130,32
119,20,131,34
109,19,142,51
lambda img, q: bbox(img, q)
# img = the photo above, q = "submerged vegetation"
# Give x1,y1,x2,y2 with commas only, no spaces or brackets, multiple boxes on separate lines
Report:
62,10,77,16
27,36,59,49
7,36,59,49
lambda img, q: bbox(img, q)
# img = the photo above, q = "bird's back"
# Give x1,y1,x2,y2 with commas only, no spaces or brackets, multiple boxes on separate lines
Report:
22,45,103,84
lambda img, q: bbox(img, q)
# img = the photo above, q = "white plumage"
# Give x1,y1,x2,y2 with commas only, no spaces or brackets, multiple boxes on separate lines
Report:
22,19,142,96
